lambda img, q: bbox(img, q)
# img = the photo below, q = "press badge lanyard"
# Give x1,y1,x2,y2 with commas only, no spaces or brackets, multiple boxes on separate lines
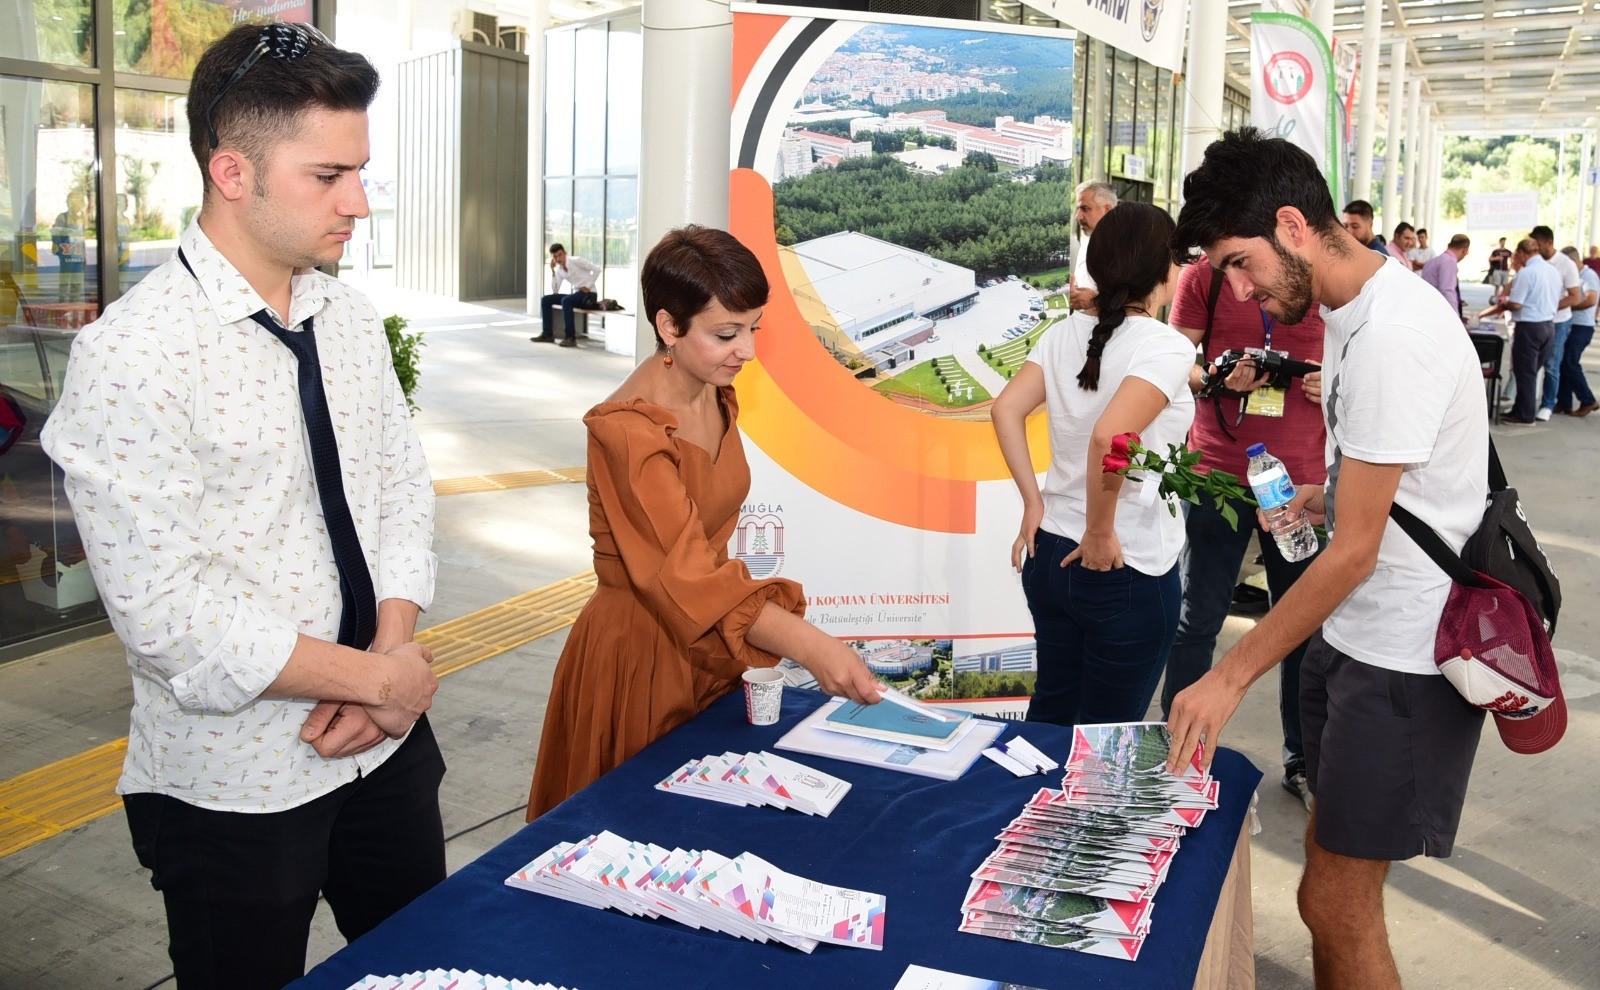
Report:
1260,310,1275,351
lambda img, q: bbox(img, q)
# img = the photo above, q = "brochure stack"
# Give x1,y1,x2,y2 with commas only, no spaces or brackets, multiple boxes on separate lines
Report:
959,723,1220,961
506,831,887,953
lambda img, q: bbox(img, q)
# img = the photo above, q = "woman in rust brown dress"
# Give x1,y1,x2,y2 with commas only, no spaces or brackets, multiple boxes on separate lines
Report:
526,226,882,819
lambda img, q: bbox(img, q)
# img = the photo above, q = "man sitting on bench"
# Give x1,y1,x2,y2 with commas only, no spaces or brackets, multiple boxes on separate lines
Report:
533,243,599,347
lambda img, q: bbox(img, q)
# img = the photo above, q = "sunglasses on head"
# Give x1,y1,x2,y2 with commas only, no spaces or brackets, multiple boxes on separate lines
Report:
205,22,332,149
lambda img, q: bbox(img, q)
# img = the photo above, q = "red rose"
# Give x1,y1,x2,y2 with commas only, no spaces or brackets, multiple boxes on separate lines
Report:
1109,432,1141,459
1102,452,1131,474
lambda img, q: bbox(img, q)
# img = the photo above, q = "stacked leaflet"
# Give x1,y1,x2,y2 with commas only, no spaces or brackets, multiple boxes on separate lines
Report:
344,972,573,990
655,751,850,816
959,722,1219,961
506,831,886,952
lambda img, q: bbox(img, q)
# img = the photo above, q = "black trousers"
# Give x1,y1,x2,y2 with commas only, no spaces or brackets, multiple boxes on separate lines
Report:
124,716,447,990
1511,320,1555,420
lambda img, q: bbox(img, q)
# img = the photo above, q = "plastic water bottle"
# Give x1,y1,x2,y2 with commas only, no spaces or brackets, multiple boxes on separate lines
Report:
1246,443,1319,563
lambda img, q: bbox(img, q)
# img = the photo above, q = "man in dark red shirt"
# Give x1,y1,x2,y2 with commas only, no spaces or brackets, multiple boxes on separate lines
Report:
1161,257,1327,809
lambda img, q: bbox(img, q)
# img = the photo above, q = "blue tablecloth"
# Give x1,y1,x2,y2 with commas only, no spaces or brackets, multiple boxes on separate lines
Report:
292,690,1261,990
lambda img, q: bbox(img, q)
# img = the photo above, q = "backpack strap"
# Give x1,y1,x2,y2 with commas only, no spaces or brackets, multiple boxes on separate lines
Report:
1387,502,1483,588
1488,437,1508,493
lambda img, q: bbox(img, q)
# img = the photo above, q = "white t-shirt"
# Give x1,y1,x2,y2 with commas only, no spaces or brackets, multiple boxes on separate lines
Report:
1550,249,1582,324
1027,312,1196,575
1073,235,1096,291
1319,258,1490,675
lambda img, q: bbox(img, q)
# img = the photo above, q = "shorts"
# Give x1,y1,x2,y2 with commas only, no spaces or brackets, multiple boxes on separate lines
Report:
1491,270,1510,287
1300,632,1485,860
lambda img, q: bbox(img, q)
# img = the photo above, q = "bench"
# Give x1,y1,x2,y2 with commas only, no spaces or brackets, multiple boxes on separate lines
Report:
573,306,634,341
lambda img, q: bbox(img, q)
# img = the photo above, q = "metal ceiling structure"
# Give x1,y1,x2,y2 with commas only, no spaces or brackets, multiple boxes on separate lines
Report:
1226,1,1600,132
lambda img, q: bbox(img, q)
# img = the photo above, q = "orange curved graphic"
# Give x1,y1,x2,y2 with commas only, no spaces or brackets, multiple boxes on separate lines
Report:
731,13,789,109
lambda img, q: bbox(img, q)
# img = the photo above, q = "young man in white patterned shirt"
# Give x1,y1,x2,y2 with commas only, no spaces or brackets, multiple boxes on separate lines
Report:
43,25,443,988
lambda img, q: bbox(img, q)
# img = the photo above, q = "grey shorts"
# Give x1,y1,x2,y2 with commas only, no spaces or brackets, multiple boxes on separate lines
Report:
1301,632,1485,860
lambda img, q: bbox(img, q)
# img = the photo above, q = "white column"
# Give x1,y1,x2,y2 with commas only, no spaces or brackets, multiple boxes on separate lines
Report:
636,0,733,358
1181,0,1227,191
1423,113,1440,233
1309,0,1336,43
1352,0,1382,201
1433,130,1447,234
524,0,549,317
1557,130,1568,245
1402,76,1422,223
1381,39,1406,238
1420,103,1433,231
1577,130,1592,251
1588,121,1600,250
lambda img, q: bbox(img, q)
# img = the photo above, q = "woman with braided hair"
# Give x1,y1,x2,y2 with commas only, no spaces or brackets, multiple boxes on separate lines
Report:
991,202,1196,726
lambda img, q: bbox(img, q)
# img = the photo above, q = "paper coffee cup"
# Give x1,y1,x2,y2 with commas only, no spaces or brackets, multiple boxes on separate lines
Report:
742,668,784,726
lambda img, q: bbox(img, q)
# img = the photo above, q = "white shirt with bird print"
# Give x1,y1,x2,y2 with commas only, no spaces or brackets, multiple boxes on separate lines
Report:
42,221,437,812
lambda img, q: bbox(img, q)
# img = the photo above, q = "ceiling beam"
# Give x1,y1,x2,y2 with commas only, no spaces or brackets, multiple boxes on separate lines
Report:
1539,2,1598,119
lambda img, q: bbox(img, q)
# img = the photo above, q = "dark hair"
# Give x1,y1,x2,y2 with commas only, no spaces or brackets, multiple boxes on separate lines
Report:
1341,199,1375,220
642,226,769,350
550,243,566,255
1530,225,1555,244
1079,203,1177,391
1448,234,1470,250
187,24,378,195
1417,228,1428,237
1393,222,1415,240
1173,128,1342,257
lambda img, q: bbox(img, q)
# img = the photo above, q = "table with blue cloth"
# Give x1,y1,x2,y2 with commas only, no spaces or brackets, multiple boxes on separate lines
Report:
292,690,1262,990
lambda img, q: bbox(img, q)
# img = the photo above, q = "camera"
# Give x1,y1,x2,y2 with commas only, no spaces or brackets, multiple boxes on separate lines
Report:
1200,347,1320,397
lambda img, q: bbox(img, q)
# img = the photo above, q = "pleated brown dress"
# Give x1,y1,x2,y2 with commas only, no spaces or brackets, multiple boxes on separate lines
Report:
525,386,804,819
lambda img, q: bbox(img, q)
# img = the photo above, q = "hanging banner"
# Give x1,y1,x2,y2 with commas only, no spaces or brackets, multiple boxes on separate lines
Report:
1251,12,1342,207
728,5,1079,715
1024,0,1186,72
1466,191,1540,231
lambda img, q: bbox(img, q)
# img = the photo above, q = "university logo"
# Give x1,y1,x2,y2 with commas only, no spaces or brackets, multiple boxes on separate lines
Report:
1263,51,1314,106
1141,0,1165,42
733,507,785,579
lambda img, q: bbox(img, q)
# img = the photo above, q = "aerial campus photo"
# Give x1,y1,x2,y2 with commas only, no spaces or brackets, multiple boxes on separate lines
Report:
771,23,1076,421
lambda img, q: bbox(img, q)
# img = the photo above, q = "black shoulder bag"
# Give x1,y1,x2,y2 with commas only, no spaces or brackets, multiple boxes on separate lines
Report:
1387,440,1562,634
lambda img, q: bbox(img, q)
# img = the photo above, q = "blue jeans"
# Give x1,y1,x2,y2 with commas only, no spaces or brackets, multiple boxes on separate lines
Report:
1161,496,1320,768
1021,529,1180,727
1540,319,1573,411
1556,323,1596,411
539,290,594,338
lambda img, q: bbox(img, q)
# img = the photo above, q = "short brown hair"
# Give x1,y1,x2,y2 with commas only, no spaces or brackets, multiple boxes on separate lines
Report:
1448,234,1470,250
187,24,378,194
641,226,769,350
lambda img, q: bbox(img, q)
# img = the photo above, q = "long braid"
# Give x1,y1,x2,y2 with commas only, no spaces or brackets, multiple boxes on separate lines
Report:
1077,285,1131,390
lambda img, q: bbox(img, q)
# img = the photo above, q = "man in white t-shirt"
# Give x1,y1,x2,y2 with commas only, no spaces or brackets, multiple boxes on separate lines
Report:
1169,129,1489,990
1531,225,1585,420
1407,228,1437,269
1068,181,1116,314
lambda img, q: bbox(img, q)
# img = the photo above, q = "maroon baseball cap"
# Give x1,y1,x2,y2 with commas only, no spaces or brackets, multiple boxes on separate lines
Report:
1434,574,1566,755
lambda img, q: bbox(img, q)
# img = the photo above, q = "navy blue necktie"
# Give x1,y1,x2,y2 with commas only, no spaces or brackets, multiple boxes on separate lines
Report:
179,249,378,649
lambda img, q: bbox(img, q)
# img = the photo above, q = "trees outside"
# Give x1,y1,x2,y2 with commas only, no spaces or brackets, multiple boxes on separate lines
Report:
774,155,1073,277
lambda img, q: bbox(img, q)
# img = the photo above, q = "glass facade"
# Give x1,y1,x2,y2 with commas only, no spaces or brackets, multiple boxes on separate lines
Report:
0,0,327,658
1071,36,1180,212
541,13,641,309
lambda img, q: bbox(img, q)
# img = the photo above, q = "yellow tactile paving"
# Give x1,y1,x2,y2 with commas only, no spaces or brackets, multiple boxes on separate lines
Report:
0,571,597,859
432,467,586,497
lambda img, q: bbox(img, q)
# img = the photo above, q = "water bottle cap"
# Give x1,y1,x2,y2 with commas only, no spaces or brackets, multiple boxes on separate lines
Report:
1246,443,1266,457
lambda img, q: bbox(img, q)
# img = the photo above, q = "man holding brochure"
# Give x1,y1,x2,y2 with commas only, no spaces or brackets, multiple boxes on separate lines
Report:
1166,130,1491,990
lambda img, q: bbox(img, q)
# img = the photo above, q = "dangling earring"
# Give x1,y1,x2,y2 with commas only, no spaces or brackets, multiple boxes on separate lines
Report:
662,347,674,368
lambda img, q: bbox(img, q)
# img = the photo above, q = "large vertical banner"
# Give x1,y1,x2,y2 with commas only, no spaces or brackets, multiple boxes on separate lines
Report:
1251,12,1343,206
727,6,1078,715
